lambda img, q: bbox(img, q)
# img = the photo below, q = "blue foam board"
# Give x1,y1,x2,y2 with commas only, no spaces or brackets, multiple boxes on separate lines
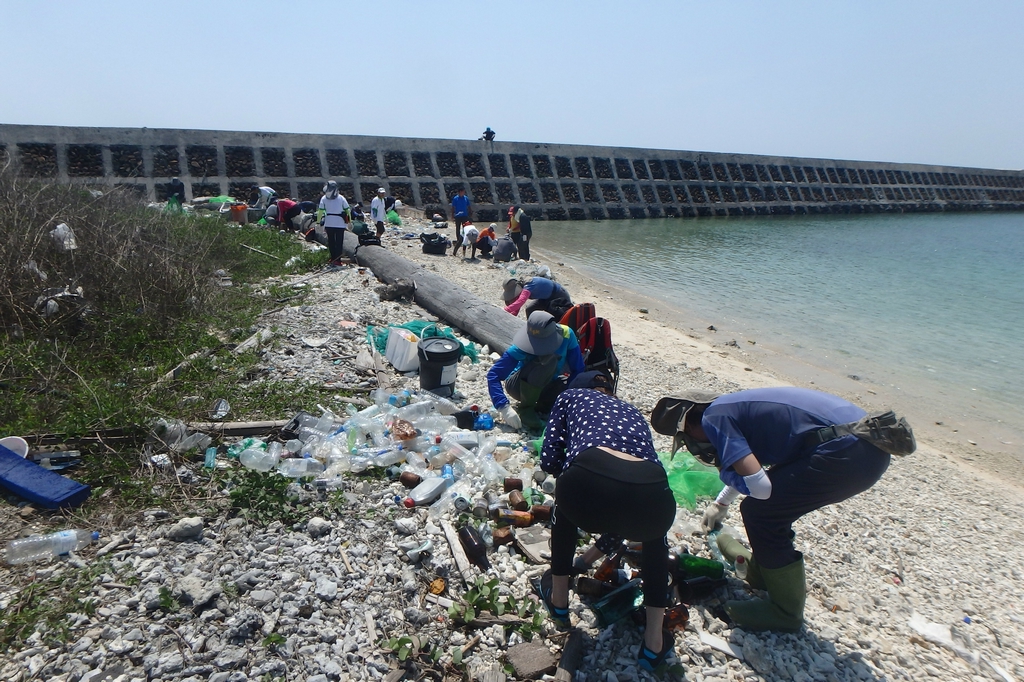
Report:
0,443,91,508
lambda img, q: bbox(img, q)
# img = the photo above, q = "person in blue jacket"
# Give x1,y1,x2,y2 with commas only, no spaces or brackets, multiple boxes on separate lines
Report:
487,311,584,430
671,387,892,632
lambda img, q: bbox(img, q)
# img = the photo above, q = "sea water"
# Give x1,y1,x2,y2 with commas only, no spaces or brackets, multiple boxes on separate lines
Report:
538,212,1024,456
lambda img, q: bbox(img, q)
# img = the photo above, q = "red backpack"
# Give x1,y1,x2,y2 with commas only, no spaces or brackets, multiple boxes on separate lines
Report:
559,303,596,333
575,316,619,392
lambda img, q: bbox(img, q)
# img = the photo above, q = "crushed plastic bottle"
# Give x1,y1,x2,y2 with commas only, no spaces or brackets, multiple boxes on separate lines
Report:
6,529,100,565
240,441,279,472
277,457,325,478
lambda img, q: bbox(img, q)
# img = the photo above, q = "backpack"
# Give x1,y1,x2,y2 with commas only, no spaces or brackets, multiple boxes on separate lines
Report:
576,317,619,393
420,232,451,255
560,303,596,334
358,232,382,247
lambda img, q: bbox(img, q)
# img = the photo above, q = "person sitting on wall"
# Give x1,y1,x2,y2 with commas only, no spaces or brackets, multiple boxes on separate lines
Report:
487,311,584,432
503,276,573,320
481,127,496,142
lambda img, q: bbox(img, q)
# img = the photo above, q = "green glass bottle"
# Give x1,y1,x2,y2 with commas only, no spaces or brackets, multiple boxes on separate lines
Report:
675,552,725,580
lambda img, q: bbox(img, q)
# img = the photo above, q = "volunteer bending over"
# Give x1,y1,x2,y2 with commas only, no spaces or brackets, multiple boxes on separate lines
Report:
503,276,573,319
487,311,584,430
540,371,677,672
675,387,895,632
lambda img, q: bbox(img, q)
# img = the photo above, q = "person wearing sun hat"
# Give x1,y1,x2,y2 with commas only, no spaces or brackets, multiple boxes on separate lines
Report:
370,187,389,237
486,310,584,430
537,369,677,671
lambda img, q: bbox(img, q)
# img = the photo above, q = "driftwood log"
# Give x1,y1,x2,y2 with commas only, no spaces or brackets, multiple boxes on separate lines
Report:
342,234,523,354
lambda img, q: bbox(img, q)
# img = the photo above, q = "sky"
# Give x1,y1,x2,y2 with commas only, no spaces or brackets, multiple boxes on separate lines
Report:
2,0,1022,170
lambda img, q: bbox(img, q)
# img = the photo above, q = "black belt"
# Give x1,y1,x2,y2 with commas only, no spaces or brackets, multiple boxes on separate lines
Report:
801,424,851,450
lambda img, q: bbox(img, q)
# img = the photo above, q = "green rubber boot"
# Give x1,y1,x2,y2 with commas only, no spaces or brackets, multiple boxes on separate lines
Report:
725,558,805,632
715,534,765,590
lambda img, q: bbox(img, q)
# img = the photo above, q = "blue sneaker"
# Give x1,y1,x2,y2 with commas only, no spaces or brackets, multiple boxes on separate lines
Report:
637,629,673,672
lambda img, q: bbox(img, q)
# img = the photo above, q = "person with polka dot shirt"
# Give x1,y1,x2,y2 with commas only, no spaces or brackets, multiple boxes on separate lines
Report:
538,371,677,672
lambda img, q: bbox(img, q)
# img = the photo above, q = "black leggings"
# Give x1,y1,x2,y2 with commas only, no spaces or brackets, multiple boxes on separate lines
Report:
552,448,676,607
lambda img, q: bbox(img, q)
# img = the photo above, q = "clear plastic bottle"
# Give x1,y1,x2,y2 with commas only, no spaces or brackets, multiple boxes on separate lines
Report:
240,443,278,472
412,415,458,434
394,401,437,422
6,530,100,565
477,435,497,458
404,433,442,452
277,458,325,478
416,390,461,416
446,431,479,449
372,447,406,468
440,436,477,463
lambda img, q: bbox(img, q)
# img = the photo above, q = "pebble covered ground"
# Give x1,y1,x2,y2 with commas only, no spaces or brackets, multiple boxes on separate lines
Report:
2,216,1022,682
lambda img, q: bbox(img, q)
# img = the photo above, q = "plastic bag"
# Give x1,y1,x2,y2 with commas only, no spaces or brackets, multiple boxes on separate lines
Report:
658,451,724,511
367,321,478,363
386,209,402,226
50,223,78,252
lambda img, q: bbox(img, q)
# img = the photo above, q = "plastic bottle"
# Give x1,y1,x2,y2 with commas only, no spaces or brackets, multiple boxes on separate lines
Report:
395,401,437,422
403,477,448,507
458,525,491,569
203,446,218,469
445,431,479,449
412,415,458,434
734,555,748,580
240,443,278,472
6,530,100,565
416,390,461,416
441,463,456,486
277,457,325,478
372,446,403,466
477,435,497,458
428,481,472,520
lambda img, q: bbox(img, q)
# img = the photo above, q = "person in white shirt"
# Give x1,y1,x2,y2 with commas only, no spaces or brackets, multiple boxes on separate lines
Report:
248,185,277,209
370,187,388,238
317,181,350,265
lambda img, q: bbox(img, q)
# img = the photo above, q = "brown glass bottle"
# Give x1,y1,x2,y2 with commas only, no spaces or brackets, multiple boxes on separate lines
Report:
576,577,617,597
457,525,491,570
594,552,623,582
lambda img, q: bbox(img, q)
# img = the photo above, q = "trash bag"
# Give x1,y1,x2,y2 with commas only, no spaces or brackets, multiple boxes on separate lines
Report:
658,451,724,511
387,209,402,226
367,321,478,363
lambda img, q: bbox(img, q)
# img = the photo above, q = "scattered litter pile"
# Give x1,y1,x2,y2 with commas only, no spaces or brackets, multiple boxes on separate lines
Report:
2,212,1023,682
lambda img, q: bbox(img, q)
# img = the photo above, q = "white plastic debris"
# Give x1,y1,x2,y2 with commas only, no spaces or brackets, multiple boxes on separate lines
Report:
50,223,78,251
699,632,744,660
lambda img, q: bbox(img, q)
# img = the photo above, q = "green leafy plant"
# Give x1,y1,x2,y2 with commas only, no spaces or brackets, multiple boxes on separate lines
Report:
157,587,179,612
262,632,286,649
447,576,544,641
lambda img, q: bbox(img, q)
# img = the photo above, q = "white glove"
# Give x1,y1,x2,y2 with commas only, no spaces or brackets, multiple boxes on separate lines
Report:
701,502,729,534
499,404,522,429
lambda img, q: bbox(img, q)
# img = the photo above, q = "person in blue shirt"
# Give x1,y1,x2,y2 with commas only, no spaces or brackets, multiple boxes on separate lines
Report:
672,387,892,632
539,371,677,672
487,311,584,431
450,188,471,256
502,277,573,319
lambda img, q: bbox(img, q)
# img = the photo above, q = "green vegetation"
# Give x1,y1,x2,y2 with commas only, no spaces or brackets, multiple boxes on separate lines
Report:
448,575,545,641
0,558,119,648
0,172,335,520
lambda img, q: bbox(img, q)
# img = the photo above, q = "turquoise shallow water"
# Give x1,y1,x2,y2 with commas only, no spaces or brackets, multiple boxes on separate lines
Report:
538,212,1024,451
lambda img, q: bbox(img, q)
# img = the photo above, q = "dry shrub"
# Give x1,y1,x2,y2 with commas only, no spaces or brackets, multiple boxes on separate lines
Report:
0,169,220,337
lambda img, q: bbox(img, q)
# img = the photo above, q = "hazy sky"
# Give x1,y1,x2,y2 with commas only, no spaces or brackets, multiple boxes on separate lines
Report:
3,1,1022,170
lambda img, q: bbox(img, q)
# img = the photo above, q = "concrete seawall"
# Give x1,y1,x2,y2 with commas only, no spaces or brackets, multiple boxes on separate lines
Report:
2,124,1022,221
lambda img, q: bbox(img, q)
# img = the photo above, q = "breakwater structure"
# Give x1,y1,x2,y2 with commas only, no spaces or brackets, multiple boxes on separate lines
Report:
1,124,1022,222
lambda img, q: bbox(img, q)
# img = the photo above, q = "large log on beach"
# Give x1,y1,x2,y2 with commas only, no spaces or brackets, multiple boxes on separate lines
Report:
342,235,523,354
